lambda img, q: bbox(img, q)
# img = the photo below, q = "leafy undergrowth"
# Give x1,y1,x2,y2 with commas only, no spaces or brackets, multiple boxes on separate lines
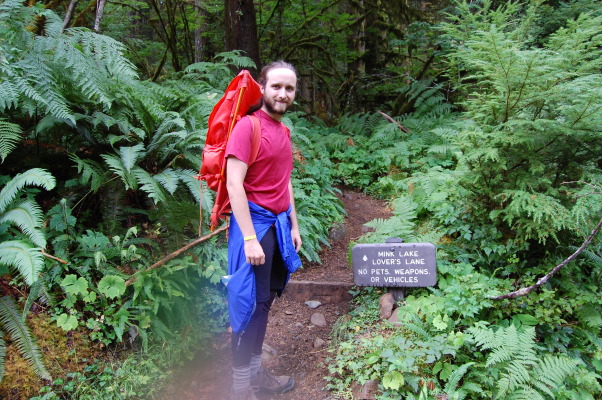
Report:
0,311,99,399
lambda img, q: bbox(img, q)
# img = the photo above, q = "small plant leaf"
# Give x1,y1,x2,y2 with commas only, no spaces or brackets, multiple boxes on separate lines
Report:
61,274,89,296
56,313,79,331
383,370,404,390
98,275,126,299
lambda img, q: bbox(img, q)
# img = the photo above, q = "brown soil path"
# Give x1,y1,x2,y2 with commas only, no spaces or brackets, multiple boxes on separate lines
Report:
163,189,391,400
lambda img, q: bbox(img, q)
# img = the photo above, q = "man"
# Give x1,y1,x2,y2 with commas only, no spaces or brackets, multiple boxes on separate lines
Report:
225,61,302,400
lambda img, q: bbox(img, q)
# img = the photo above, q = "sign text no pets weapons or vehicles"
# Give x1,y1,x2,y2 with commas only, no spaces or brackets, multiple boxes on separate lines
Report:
352,241,436,287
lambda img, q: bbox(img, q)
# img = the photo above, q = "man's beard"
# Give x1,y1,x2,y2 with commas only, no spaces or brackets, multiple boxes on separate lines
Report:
263,96,290,115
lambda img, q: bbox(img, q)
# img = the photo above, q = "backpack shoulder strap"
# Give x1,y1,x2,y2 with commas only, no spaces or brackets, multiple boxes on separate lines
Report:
248,115,262,166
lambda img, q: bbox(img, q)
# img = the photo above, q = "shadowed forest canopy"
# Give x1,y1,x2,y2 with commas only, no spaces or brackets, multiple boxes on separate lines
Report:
0,0,601,398
41,0,459,118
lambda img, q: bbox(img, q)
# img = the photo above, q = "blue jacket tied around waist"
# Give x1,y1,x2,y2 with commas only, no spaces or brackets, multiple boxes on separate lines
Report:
227,201,302,333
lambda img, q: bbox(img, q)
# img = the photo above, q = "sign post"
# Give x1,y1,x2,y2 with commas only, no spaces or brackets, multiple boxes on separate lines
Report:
352,238,437,299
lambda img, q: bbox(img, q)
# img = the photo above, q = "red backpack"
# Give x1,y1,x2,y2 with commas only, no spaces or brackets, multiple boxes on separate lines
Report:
198,70,262,230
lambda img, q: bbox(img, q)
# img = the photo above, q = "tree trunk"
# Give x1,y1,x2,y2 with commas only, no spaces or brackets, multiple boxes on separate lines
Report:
62,0,78,31
194,0,209,63
224,0,260,72
148,0,182,71
94,0,107,32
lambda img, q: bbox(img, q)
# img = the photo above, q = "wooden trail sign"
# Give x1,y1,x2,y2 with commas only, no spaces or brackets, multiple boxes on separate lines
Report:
352,240,437,287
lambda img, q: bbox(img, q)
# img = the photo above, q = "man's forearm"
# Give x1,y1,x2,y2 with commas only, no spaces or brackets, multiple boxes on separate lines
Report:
227,182,256,237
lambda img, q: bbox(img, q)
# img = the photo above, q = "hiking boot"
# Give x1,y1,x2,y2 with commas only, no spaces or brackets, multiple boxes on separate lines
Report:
252,368,295,394
230,386,258,400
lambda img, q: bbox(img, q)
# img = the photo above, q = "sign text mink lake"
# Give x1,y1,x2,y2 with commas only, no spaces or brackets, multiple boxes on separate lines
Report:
352,242,437,287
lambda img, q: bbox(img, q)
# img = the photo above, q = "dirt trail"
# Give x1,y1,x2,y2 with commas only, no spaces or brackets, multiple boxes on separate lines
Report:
163,189,391,400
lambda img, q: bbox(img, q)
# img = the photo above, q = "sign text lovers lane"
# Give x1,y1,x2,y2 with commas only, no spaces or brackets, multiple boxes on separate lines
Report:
352,242,437,287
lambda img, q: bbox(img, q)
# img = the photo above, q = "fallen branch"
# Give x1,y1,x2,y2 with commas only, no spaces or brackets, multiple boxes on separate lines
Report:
41,250,68,265
378,111,409,133
493,215,602,300
125,224,228,287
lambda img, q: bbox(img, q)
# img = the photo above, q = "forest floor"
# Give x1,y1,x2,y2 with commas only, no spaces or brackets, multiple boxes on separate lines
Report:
162,188,391,400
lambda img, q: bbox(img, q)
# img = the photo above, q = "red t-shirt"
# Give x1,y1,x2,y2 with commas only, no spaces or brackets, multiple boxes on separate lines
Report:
225,109,293,214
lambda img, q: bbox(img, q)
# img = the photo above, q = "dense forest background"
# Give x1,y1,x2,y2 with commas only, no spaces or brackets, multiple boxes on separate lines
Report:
0,0,601,398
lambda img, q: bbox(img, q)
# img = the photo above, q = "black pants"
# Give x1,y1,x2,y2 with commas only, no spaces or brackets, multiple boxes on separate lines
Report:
232,227,286,367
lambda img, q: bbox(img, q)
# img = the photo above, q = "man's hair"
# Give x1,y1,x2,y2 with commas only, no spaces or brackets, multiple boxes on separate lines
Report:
257,61,297,87
247,61,296,115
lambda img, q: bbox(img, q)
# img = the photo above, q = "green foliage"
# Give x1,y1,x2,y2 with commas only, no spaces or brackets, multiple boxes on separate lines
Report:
360,196,419,243
465,323,602,399
327,290,468,399
0,2,137,124
439,1,602,248
0,296,51,382
31,329,206,400
286,113,348,262
0,169,55,285
0,119,21,163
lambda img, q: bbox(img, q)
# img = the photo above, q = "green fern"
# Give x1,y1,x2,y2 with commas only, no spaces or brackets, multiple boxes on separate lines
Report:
101,153,138,190
443,362,479,400
469,324,580,399
119,144,146,172
21,279,48,322
0,119,21,163
361,195,418,242
153,169,180,195
0,200,47,248
0,168,56,213
0,296,51,381
213,51,257,69
497,189,570,243
336,112,383,137
69,154,109,193
0,169,55,285
0,241,45,286
439,3,602,248
133,168,167,204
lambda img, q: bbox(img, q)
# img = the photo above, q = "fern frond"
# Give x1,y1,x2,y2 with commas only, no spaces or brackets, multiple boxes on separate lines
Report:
0,119,22,163
151,200,199,233
0,296,51,381
213,50,257,69
504,387,546,400
101,153,138,190
533,355,579,395
69,27,138,81
0,241,44,285
362,195,418,242
444,362,476,395
133,168,167,204
0,168,56,213
577,304,602,331
69,154,108,192
403,320,431,340
0,200,46,248
0,81,20,111
119,144,146,172
178,169,205,203
21,278,45,322
154,169,180,195
337,112,382,136
503,359,532,390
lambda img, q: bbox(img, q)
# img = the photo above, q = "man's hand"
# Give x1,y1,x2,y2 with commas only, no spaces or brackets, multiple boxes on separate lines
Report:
291,227,302,252
244,239,265,265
